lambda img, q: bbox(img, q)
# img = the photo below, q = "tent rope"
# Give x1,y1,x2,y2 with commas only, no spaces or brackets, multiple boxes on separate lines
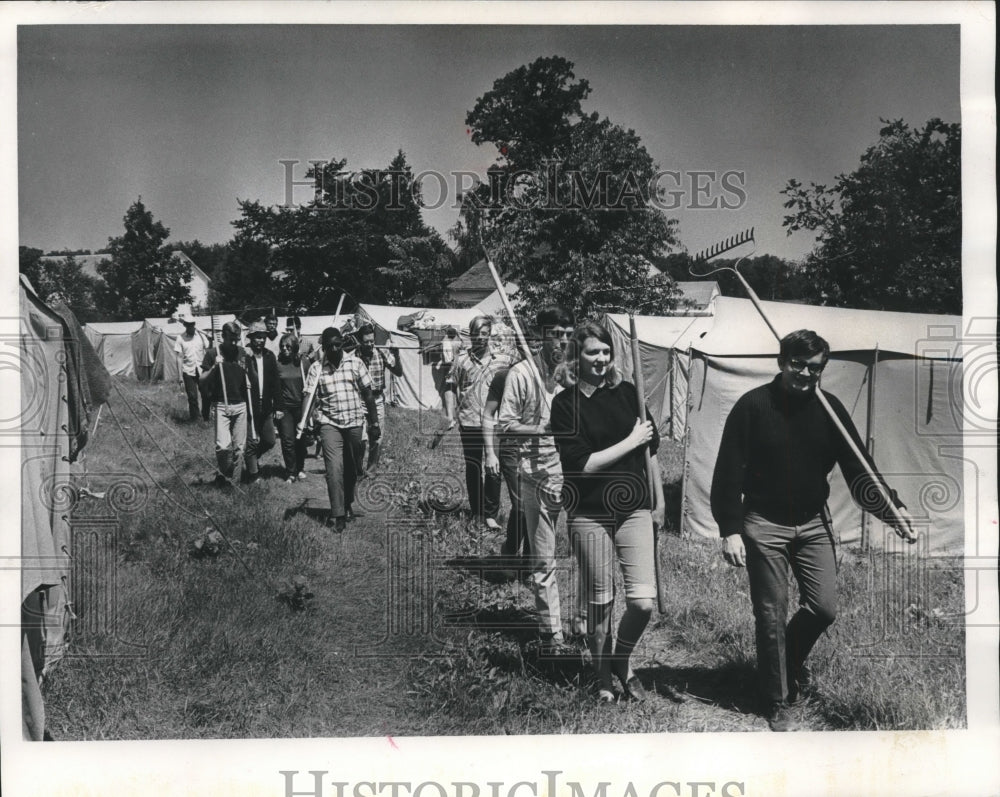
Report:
111,376,240,486
105,387,261,581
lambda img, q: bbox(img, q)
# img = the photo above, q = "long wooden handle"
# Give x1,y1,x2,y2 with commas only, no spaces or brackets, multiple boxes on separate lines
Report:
481,251,548,406
732,270,916,543
630,315,668,612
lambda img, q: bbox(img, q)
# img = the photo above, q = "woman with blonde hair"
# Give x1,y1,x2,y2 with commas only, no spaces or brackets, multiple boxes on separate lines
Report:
550,321,665,703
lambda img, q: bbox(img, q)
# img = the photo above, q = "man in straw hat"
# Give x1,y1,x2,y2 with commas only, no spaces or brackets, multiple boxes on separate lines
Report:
174,310,209,422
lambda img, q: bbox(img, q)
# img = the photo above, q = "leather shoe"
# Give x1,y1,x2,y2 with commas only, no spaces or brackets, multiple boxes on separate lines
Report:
767,700,800,732
325,515,346,532
618,674,647,702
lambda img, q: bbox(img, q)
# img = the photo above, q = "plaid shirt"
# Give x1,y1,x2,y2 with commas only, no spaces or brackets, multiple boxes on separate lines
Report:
304,354,373,428
358,348,396,395
450,349,514,427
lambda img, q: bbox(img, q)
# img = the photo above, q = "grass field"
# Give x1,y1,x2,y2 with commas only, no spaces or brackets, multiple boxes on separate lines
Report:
42,377,966,738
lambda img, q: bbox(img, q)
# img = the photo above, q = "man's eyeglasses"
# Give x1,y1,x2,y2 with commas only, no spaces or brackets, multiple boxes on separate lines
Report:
788,359,826,375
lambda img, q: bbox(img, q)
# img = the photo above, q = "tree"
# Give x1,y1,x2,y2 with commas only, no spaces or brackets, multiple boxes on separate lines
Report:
228,151,455,313
658,252,809,302
19,246,101,322
97,199,192,319
459,56,681,321
381,234,453,306
207,235,279,313
172,239,229,279
782,118,960,314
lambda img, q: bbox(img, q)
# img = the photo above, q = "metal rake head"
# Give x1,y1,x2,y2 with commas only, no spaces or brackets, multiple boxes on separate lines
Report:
690,227,756,277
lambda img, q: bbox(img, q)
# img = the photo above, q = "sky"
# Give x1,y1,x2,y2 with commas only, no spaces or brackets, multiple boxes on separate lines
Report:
18,23,960,262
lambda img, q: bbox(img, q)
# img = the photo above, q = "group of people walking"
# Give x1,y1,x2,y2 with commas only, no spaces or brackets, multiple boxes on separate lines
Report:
176,304,916,729
445,308,915,729
175,312,402,532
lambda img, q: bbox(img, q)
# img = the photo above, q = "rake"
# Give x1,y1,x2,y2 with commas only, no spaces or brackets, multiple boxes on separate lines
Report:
589,284,671,614
692,228,916,543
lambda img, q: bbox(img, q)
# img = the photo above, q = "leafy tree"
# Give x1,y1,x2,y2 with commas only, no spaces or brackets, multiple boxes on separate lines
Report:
97,199,192,319
658,252,809,303
207,235,279,313
229,151,455,312
459,56,681,321
782,118,960,314
172,239,229,279
19,246,101,322
381,234,453,306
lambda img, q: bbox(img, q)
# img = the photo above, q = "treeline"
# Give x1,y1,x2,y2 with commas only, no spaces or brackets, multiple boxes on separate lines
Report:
21,58,959,323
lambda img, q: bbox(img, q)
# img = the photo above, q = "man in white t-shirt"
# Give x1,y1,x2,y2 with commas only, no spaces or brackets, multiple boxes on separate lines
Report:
174,311,209,422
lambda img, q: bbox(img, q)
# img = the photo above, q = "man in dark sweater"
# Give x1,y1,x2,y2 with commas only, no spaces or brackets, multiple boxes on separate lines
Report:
711,329,915,731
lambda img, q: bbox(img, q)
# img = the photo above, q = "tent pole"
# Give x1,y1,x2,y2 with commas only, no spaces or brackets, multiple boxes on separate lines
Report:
861,343,879,551
730,269,915,543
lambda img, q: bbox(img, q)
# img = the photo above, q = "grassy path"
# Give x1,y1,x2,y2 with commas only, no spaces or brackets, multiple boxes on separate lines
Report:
43,380,965,738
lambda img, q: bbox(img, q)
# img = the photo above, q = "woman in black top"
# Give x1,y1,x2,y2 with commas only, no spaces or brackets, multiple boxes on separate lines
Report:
550,322,665,703
274,333,309,483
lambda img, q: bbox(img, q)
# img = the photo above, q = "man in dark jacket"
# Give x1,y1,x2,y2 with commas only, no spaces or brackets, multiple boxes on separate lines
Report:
711,329,915,731
243,320,280,484
200,320,250,485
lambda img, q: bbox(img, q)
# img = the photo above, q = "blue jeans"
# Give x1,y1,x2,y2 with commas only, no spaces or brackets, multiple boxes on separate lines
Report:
742,511,838,704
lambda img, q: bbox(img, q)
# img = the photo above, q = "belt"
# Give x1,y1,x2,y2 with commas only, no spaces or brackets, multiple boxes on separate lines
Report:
213,400,246,407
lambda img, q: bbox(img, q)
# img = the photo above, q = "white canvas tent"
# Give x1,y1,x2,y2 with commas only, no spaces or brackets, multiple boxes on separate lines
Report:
355,303,482,410
603,312,715,441
681,296,964,552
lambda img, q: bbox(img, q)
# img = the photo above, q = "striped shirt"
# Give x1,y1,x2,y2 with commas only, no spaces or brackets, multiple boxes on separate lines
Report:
358,348,397,395
304,354,373,428
450,349,514,427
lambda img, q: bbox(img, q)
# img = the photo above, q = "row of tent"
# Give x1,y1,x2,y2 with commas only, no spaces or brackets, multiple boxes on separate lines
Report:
81,295,965,553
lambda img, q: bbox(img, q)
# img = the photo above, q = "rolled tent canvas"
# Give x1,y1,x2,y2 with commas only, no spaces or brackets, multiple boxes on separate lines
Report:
681,297,964,553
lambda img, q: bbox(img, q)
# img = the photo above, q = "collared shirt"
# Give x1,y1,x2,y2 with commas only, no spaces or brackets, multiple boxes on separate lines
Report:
304,354,372,428
497,356,563,486
253,353,265,398
450,348,514,427
358,347,397,394
174,330,208,376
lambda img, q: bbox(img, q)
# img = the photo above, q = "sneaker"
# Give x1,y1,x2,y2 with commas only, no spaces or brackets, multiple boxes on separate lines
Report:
484,517,502,532
212,474,231,489
767,700,800,732
285,476,296,484
296,471,307,481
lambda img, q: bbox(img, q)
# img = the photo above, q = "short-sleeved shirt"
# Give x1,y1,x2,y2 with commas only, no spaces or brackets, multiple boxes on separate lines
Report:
449,349,514,427
358,348,397,395
304,354,373,428
497,358,563,487
174,330,208,376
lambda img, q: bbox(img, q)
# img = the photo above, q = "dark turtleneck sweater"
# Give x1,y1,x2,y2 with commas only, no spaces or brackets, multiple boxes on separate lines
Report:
711,374,903,537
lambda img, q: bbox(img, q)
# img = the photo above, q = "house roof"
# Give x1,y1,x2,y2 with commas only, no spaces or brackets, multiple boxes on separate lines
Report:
674,281,720,309
447,258,493,292
40,250,210,284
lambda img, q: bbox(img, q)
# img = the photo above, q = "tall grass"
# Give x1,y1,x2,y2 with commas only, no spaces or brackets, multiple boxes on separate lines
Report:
42,378,965,737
